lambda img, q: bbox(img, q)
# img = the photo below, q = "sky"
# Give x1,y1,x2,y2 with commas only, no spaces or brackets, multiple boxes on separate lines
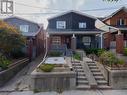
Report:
0,0,127,28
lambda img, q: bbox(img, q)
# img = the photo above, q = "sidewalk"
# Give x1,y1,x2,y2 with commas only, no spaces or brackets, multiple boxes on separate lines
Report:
0,55,43,92
1,90,127,95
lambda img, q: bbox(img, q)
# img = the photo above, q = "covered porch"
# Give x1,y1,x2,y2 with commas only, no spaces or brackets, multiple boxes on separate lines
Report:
47,31,103,53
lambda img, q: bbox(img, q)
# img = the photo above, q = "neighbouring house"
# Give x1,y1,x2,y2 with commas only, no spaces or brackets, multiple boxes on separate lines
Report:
4,16,44,59
103,7,127,53
47,10,103,55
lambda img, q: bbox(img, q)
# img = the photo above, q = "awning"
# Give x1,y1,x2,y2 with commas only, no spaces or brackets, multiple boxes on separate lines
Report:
95,19,119,33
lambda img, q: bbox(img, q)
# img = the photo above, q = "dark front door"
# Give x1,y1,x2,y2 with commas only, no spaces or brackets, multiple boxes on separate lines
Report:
65,36,71,49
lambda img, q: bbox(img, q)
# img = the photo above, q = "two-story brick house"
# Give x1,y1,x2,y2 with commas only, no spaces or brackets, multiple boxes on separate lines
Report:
47,10,103,53
103,7,127,51
4,16,44,59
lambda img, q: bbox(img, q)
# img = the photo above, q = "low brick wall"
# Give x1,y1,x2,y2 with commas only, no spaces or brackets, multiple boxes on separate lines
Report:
0,58,29,87
31,70,76,92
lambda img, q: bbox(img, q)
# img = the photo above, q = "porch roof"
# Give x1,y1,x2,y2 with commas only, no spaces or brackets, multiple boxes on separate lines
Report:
48,30,103,35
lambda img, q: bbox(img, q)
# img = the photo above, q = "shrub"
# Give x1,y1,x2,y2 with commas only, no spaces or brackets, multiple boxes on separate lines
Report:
99,51,116,66
84,48,105,56
117,59,125,65
73,53,81,60
0,53,11,69
124,48,127,56
39,64,54,72
48,51,62,57
11,49,26,58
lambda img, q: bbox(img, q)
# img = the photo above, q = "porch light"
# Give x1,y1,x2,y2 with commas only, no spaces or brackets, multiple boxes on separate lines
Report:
72,34,76,38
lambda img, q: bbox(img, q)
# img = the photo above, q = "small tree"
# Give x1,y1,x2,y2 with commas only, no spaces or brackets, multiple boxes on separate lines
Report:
0,20,26,57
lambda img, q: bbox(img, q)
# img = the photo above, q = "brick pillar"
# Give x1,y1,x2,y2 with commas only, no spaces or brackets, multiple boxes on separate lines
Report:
116,34,124,54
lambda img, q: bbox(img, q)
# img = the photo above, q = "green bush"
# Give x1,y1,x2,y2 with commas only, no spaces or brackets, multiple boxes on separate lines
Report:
99,51,116,66
117,59,125,65
11,49,26,58
39,64,54,72
0,53,11,69
84,48,105,56
124,48,127,56
48,51,62,57
73,53,81,60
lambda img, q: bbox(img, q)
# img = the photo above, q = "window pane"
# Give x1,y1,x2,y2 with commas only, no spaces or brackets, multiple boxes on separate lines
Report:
20,25,29,32
79,22,86,28
56,21,66,29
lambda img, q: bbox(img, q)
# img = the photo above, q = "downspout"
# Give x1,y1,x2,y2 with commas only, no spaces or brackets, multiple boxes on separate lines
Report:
37,32,49,67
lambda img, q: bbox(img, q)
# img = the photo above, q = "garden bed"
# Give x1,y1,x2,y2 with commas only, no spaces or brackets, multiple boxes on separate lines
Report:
31,57,76,92
0,58,29,87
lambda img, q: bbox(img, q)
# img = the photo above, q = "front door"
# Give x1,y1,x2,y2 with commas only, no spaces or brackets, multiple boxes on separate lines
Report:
65,36,71,49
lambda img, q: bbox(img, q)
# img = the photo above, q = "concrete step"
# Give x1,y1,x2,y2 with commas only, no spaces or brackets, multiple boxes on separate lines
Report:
72,63,82,66
91,69,100,72
95,76,105,80
87,63,96,66
76,70,84,72
92,72,103,76
77,80,89,85
73,66,82,69
86,61,95,64
89,66,98,69
97,80,107,85
97,85,111,90
76,85,90,90
77,76,87,80
78,73,85,76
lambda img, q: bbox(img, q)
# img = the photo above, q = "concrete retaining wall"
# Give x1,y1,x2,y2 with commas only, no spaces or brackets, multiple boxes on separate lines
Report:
31,70,76,92
97,63,127,89
0,58,29,87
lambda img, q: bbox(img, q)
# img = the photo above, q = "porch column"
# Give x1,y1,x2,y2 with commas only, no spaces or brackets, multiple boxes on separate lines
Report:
71,34,76,52
116,32,124,54
100,33,103,49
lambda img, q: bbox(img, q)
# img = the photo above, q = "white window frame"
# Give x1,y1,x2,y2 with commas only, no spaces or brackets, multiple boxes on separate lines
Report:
20,25,29,32
82,36,91,45
79,22,86,29
52,36,61,45
56,21,66,29
118,19,125,26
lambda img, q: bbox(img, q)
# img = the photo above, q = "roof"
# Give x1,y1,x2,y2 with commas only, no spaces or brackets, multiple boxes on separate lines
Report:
4,16,40,28
48,10,97,20
103,7,127,21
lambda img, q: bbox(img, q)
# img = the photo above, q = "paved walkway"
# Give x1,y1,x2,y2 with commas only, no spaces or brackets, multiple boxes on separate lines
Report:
1,90,127,95
0,55,43,92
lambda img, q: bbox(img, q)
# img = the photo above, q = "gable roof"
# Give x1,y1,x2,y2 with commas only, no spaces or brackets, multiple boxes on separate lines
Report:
4,16,40,28
48,10,97,20
103,7,127,21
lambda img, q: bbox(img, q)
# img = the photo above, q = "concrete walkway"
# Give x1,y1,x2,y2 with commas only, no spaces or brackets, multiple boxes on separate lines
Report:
0,55,43,92
1,90,127,95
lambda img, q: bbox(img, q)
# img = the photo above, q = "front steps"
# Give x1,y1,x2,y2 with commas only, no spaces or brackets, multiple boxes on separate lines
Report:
87,61,111,89
72,62,90,90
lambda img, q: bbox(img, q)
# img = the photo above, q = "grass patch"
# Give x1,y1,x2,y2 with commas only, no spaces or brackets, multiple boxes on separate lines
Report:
73,53,81,61
39,64,55,72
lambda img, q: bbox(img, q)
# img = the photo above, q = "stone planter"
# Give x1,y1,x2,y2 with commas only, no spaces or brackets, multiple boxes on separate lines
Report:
0,58,29,87
31,69,76,92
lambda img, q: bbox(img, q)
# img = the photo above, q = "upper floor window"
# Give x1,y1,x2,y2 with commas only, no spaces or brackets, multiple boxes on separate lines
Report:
56,21,66,29
117,19,125,26
79,22,86,29
20,25,29,32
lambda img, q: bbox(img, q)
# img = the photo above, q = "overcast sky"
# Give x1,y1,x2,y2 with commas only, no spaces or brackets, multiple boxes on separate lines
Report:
0,0,127,28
